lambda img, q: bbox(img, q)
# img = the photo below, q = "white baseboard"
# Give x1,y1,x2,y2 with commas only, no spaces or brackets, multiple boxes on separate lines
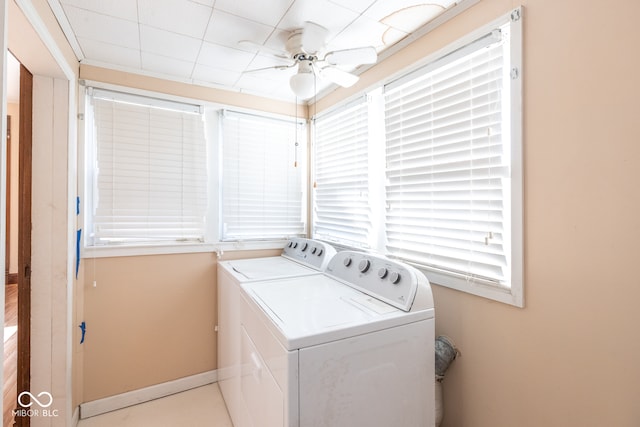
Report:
80,370,217,419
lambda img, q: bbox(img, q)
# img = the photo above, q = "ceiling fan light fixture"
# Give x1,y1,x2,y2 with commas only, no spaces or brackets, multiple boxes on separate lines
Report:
289,61,316,99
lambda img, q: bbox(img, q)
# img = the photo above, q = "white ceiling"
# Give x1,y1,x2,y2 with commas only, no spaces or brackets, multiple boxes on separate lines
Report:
51,0,461,102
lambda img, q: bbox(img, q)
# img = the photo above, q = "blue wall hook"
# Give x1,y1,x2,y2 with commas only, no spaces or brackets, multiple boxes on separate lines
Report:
79,321,86,344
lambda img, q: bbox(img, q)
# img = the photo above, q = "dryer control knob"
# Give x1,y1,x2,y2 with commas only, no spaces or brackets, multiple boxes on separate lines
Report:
311,247,317,254
292,242,298,248
358,259,371,273
378,267,388,279
389,271,401,284
343,257,352,267
301,242,308,251
287,241,293,248
317,248,324,256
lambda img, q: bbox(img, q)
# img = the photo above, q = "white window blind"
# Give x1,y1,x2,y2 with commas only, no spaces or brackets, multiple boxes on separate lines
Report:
88,89,208,245
220,110,306,240
384,28,511,286
313,97,371,247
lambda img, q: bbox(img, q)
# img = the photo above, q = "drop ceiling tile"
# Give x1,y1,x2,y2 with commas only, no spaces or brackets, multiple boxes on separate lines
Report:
277,0,359,38
141,52,195,77
378,26,409,48
363,0,456,32
78,37,141,69
62,5,139,49
192,63,241,86
197,42,256,72
379,5,445,33
363,0,454,19
328,14,398,52
190,0,215,6
204,10,274,50
327,0,377,14
140,26,202,62
60,0,138,21
138,0,212,39
262,28,293,56
213,0,294,27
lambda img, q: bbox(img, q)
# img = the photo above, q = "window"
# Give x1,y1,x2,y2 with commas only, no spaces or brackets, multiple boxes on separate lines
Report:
84,87,309,254
220,110,306,240
312,9,523,306
85,88,208,246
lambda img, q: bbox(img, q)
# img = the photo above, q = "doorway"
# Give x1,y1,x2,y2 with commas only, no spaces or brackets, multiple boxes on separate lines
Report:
3,51,32,427
4,112,17,427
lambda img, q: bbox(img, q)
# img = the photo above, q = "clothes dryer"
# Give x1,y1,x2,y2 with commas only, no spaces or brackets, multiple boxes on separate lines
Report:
236,250,435,427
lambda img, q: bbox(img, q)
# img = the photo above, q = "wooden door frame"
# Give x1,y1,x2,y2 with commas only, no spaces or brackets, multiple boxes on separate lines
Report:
16,63,32,427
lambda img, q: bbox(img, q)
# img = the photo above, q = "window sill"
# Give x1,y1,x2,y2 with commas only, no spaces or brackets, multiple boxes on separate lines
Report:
83,240,288,259
425,268,523,308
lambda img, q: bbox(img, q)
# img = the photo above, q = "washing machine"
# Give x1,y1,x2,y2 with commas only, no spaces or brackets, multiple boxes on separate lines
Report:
217,237,336,427
236,250,435,427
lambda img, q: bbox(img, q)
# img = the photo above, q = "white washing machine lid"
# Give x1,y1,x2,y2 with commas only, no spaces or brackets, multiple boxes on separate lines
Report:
242,274,433,351
221,256,320,282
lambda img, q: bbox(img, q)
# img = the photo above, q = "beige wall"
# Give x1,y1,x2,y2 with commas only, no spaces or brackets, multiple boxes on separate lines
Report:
81,249,279,401
82,253,217,400
440,1,640,425
315,0,640,426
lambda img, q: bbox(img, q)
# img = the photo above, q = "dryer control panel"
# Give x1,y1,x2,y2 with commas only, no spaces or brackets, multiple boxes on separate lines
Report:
325,251,426,312
282,238,337,271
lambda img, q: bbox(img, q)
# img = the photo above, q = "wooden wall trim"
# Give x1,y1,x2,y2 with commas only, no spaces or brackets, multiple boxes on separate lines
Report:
16,63,32,427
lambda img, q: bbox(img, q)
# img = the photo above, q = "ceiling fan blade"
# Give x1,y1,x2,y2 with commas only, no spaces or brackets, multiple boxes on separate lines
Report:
238,40,290,59
243,64,295,74
301,21,328,54
324,46,377,66
319,66,359,88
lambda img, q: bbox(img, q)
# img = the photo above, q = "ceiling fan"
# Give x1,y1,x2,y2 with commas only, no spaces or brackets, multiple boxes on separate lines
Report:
241,22,378,99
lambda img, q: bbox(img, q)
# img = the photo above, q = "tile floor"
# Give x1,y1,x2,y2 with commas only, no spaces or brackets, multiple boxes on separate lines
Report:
77,383,233,427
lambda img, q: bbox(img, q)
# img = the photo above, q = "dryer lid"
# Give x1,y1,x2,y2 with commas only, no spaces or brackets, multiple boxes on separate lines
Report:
226,257,316,280
243,275,431,350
